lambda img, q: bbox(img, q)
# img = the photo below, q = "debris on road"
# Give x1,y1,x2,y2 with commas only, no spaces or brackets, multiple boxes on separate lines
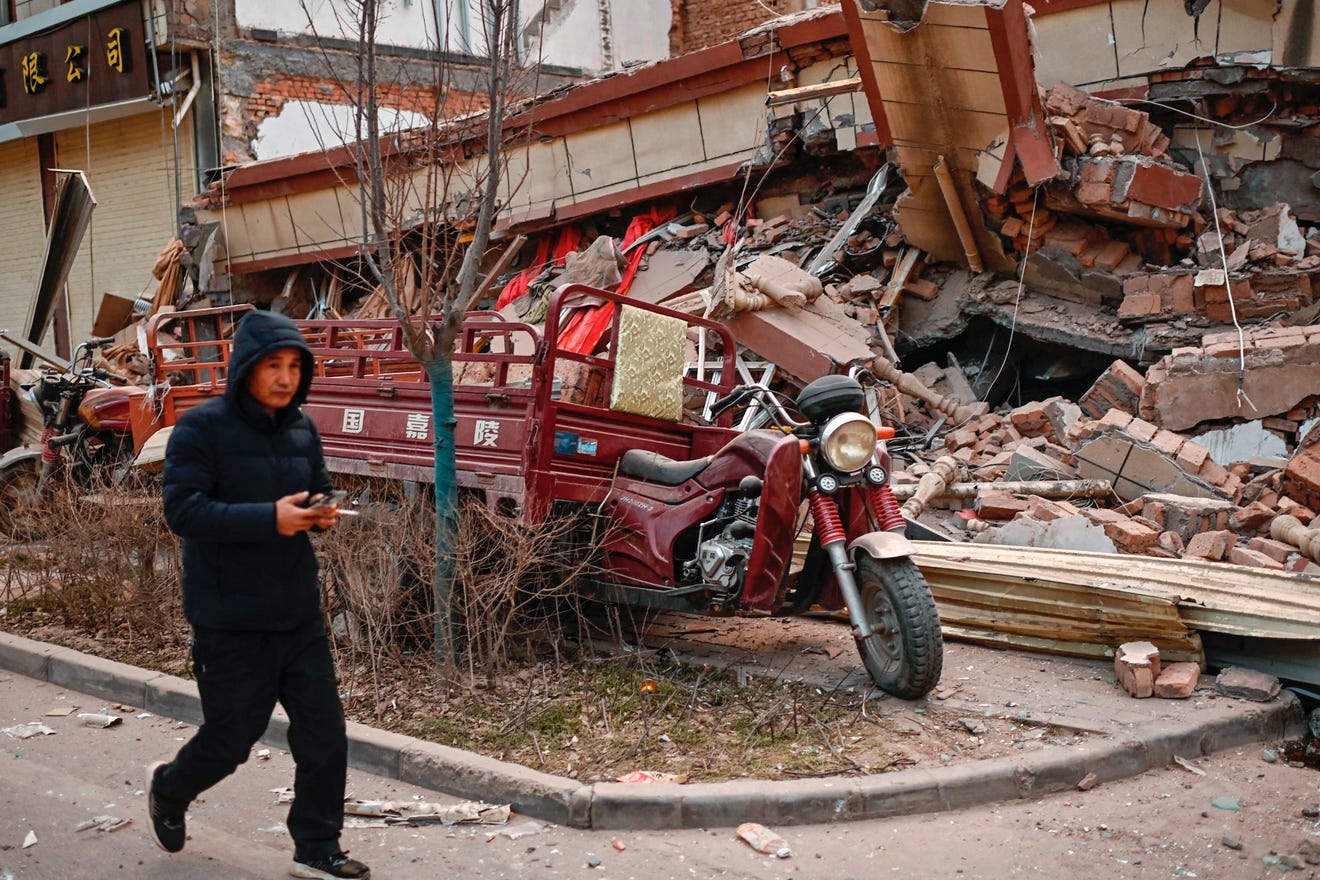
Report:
736,822,792,858
615,770,688,784
73,815,132,833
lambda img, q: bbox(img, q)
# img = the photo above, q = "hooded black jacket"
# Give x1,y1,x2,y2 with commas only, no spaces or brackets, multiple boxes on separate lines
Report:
163,309,332,631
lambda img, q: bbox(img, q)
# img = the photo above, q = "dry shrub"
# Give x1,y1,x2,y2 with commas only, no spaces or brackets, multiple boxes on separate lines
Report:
450,497,598,681
0,473,182,644
314,478,437,689
315,484,598,693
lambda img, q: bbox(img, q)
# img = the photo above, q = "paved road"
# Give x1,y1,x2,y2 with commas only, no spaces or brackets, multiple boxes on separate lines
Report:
4,668,1319,880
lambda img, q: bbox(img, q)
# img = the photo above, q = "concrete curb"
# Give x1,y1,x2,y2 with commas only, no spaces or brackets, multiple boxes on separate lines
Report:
1,631,1307,830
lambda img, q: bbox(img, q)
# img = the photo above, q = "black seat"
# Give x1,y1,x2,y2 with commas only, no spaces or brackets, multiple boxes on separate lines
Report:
619,449,712,486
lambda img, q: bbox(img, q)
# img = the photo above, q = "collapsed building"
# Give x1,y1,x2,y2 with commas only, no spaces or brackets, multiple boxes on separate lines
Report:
9,1,1320,680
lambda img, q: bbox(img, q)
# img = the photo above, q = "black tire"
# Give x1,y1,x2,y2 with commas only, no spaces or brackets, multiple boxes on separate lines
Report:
0,457,48,541
854,555,943,699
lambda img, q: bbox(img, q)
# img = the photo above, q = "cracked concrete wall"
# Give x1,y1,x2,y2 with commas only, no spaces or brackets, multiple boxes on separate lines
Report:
1031,0,1312,88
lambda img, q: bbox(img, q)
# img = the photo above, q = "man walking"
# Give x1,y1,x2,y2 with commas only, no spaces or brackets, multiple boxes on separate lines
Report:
146,309,369,879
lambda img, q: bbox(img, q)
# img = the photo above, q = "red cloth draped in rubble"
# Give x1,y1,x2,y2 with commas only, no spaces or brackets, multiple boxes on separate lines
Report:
494,226,582,311
556,206,677,355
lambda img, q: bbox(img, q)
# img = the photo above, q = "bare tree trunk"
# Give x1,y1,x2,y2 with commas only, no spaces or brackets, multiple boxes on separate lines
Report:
427,357,459,664
305,0,529,667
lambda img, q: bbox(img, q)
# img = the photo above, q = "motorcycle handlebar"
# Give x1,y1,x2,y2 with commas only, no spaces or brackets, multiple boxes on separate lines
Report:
47,431,80,449
709,385,752,419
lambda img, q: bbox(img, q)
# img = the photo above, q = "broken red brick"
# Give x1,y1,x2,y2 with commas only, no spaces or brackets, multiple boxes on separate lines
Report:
1009,401,1051,435
976,491,1030,520
1228,545,1286,569
1150,429,1184,458
902,278,940,301
1098,409,1134,430
1126,418,1158,443
1024,495,1081,522
1121,161,1204,212
1197,458,1231,487
1093,240,1131,273
1174,442,1209,473
1079,507,1127,526
1157,531,1185,555
945,428,979,451
1183,529,1233,560
1117,292,1163,321
1246,536,1294,563
1229,501,1274,532
1153,662,1201,699
1103,518,1161,553
1075,181,1114,206
1114,641,1160,698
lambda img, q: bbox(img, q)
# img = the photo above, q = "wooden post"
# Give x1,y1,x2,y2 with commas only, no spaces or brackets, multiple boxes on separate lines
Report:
1270,514,1320,563
901,455,961,520
891,477,1113,501
871,357,983,424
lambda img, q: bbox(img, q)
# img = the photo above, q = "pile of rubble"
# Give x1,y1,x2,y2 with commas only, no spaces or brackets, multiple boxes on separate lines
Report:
891,322,1320,575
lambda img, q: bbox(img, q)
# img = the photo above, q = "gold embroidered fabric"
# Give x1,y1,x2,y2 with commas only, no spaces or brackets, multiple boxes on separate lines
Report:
610,305,686,422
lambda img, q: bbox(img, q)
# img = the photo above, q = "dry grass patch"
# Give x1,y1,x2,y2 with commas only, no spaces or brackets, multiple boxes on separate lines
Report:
1,480,1081,782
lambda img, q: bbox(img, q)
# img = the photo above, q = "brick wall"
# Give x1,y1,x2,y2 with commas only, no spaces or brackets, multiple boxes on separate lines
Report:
225,74,489,165
670,0,817,54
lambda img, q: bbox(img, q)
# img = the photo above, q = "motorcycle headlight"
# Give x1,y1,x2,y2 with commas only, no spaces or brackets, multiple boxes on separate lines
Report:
819,413,877,473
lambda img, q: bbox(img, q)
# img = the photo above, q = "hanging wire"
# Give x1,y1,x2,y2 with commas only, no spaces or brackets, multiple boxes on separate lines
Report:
974,184,1039,418
1117,97,1278,132
1121,93,1268,411
1190,124,1256,413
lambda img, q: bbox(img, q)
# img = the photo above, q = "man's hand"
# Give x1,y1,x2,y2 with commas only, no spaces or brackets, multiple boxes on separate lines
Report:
275,491,341,535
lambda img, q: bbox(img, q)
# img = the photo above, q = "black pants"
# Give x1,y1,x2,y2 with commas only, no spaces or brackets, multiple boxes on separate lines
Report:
154,618,347,861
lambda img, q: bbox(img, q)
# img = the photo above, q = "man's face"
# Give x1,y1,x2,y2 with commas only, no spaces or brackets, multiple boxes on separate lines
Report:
247,348,302,415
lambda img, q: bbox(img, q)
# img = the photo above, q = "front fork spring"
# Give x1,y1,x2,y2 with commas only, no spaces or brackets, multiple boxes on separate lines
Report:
808,490,846,546
867,483,906,533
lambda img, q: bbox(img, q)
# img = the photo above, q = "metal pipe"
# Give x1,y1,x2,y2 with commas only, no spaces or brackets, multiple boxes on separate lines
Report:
933,156,984,273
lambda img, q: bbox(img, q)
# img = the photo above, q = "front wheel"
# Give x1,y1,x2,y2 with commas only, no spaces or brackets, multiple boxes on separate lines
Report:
854,556,943,699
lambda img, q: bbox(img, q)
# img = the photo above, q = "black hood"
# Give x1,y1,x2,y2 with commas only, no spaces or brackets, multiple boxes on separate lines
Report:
226,309,314,411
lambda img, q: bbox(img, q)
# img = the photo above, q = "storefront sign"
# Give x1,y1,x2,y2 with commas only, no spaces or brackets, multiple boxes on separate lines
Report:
0,2,150,124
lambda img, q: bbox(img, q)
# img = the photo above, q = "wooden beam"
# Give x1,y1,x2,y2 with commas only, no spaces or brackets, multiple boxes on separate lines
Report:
910,542,1320,640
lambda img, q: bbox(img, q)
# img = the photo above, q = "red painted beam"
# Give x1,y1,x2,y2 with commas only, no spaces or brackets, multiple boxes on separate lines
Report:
838,0,895,147
214,11,851,207
986,0,1062,186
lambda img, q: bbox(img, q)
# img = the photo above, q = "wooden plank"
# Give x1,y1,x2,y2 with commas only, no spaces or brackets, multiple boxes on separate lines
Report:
911,542,1320,640
861,23,998,73
871,64,1007,117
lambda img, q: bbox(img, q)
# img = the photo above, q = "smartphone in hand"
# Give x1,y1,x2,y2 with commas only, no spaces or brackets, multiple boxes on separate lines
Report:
306,490,348,509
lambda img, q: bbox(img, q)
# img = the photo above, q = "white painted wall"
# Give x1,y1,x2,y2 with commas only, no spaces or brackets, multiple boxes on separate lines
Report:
530,0,671,70
234,0,670,71
253,100,431,161
235,0,442,50
609,0,670,67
